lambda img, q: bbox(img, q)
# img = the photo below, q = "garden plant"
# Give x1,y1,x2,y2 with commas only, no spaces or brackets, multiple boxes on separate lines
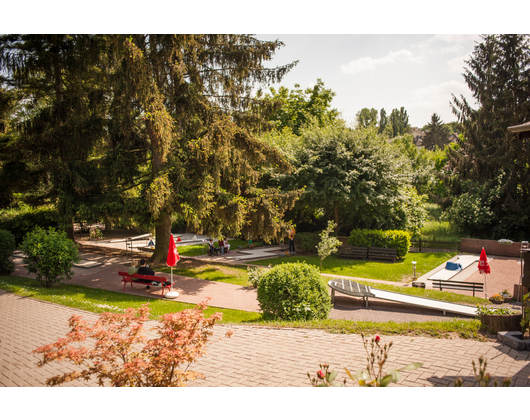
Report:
33,299,233,387
257,262,331,321
0,229,16,274
308,334,422,387
316,220,341,271
19,227,80,287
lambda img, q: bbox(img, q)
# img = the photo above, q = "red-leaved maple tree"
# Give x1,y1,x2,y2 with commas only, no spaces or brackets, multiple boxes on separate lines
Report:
33,299,232,386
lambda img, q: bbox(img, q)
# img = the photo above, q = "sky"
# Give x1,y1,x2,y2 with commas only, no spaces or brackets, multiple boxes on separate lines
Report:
255,34,481,128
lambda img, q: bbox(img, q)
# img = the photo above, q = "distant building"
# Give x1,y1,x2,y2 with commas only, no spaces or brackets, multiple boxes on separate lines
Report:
448,133,459,143
410,127,426,148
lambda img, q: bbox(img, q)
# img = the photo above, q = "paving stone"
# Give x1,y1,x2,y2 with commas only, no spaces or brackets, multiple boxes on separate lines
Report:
2,289,530,387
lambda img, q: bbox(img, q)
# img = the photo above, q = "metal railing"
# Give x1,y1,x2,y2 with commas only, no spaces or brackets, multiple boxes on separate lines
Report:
409,239,461,253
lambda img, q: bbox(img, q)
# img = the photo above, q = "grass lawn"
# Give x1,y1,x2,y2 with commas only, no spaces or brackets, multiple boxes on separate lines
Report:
157,249,484,305
158,260,249,286
0,275,486,339
254,252,458,282
0,275,260,323
3,227,487,340
176,239,248,257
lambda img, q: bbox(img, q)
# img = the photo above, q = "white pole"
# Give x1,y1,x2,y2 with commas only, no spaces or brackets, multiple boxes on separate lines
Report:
484,273,487,299
165,265,179,298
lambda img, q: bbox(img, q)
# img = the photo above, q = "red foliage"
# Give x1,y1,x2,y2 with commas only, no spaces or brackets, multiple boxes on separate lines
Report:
33,299,232,387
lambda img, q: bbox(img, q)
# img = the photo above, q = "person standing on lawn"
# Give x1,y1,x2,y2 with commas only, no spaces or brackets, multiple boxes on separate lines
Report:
289,227,296,253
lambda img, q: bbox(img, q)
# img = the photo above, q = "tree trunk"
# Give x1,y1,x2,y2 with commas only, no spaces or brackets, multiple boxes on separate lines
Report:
145,117,170,266
104,215,113,232
65,218,75,242
150,213,171,265
334,204,340,233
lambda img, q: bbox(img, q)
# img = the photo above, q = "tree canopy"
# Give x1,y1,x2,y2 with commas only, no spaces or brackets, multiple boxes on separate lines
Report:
446,34,530,240
0,34,302,262
268,120,424,235
258,79,339,136
422,113,450,151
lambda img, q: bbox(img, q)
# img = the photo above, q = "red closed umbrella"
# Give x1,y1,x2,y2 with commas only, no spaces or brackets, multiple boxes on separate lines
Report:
165,235,180,298
478,247,491,298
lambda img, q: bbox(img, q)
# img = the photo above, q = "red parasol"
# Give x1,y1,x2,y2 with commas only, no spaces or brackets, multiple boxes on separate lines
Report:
165,235,180,298
176,236,182,242
478,247,491,298
167,234,180,266
478,248,490,274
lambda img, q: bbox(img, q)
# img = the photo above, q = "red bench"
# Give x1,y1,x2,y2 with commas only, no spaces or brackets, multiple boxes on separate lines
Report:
118,271,173,297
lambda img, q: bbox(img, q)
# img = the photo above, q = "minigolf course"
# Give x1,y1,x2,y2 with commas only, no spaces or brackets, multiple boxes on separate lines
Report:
328,278,477,317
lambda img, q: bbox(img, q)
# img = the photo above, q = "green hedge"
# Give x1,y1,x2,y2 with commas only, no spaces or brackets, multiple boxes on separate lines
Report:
0,229,16,274
348,229,411,259
0,206,59,244
293,232,320,253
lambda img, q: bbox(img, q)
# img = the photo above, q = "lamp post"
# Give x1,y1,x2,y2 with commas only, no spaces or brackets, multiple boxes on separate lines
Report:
412,260,417,281
521,241,529,327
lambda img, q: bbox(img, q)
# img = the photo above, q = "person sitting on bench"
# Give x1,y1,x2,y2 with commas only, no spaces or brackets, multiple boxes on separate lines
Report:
208,239,219,256
138,259,155,289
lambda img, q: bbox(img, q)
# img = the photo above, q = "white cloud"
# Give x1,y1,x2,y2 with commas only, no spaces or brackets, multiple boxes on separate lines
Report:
406,80,474,123
340,49,418,75
410,80,466,105
413,34,480,55
448,54,469,72
434,34,479,43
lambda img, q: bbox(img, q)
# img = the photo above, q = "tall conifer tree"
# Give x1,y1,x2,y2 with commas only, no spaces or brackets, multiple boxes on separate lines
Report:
0,35,110,238
423,113,450,151
447,34,530,239
1,35,301,262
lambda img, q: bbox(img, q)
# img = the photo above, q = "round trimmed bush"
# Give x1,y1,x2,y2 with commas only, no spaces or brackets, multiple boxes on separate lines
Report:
0,229,16,274
20,227,80,287
257,262,331,321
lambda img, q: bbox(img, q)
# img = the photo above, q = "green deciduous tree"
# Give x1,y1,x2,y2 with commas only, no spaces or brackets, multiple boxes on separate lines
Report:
278,120,419,235
316,220,341,271
389,107,410,137
355,107,378,129
378,108,388,135
259,79,339,135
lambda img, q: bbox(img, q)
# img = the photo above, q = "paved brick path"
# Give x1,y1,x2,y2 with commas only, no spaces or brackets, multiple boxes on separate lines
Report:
2,290,530,387
4,244,528,388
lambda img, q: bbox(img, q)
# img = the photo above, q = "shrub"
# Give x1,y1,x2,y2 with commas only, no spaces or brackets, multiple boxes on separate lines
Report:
19,227,80,288
0,205,59,245
257,262,331,321
0,229,16,274
348,229,411,259
89,226,103,241
294,232,320,253
33,300,233,387
247,265,267,288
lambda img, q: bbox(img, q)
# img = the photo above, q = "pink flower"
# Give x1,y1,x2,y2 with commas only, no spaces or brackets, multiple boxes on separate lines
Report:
317,370,325,379
375,336,381,343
